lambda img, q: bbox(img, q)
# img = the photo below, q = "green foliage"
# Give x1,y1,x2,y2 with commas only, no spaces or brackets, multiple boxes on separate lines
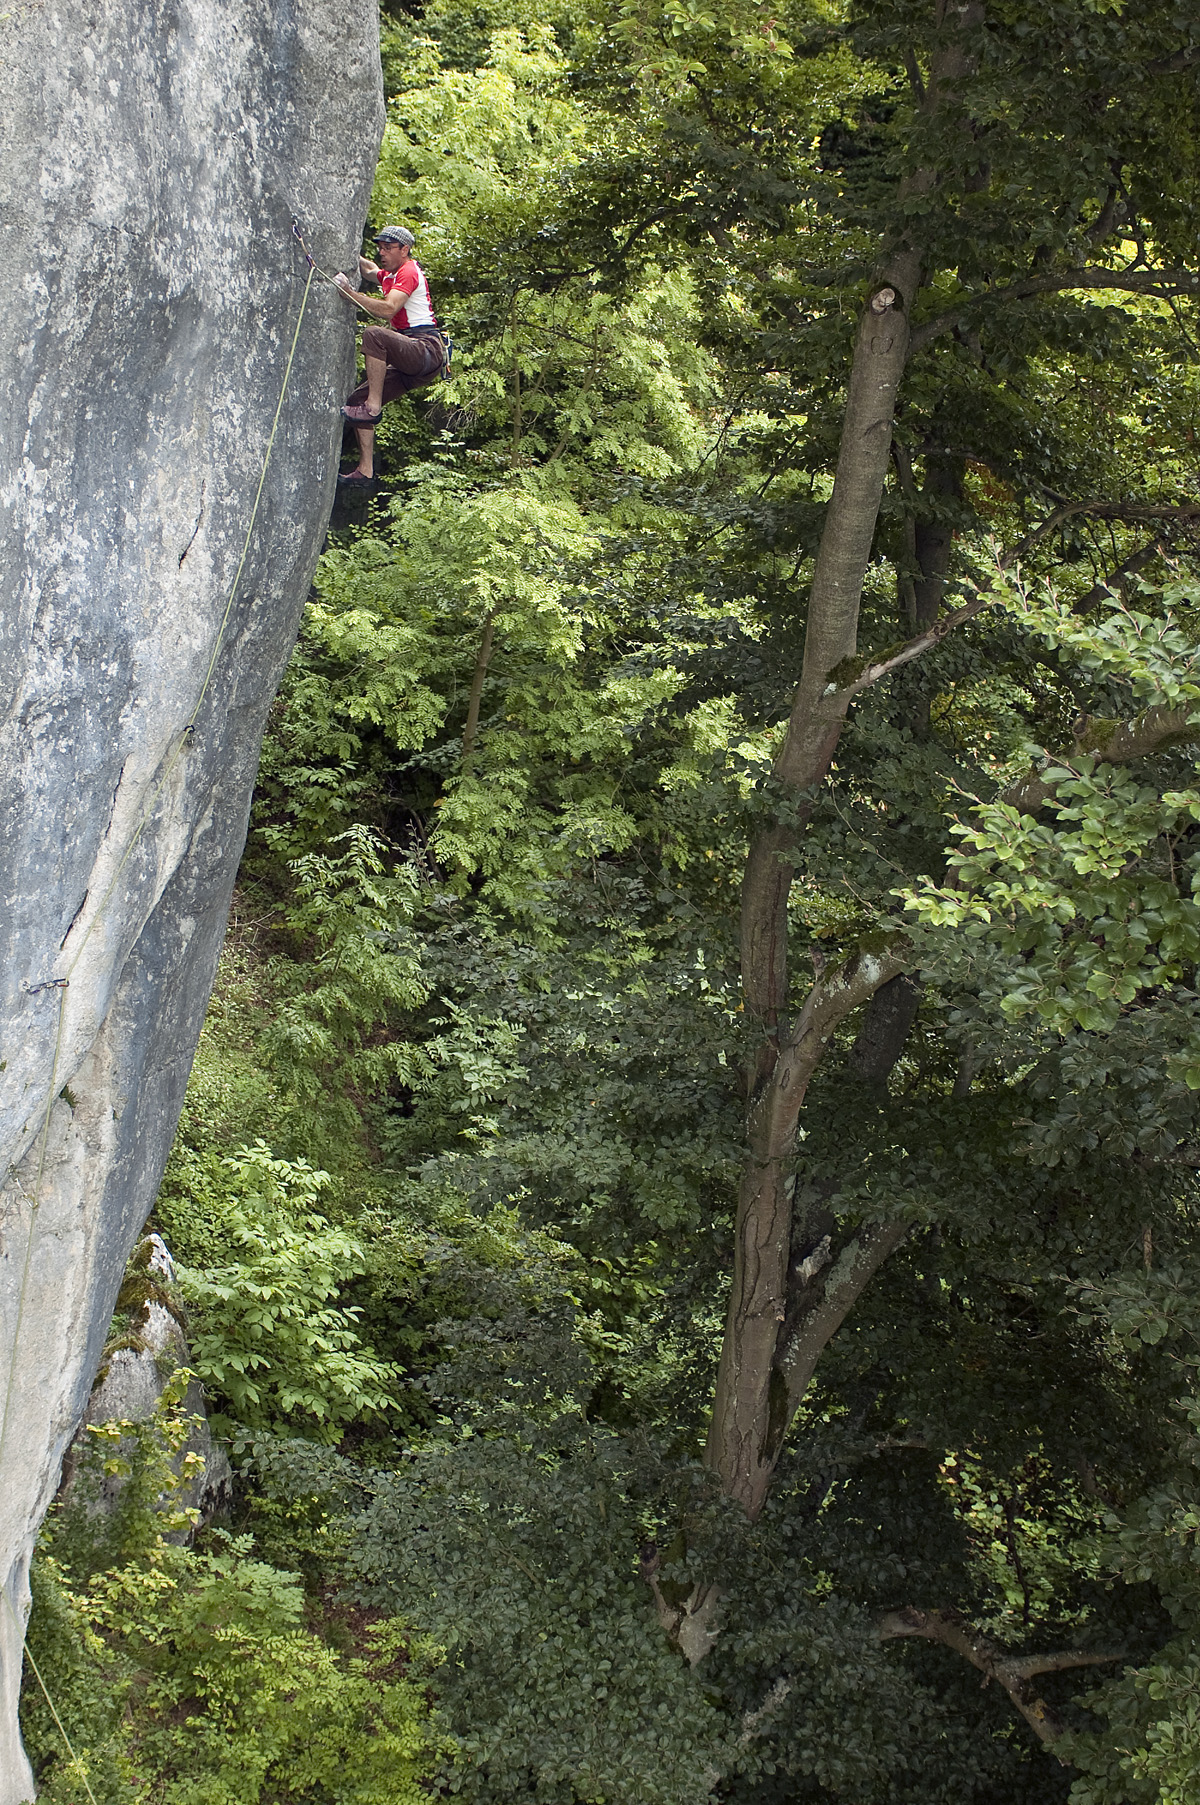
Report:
372,28,716,485
906,759,1200,1034
351,1439,726,1805
903,574,1200,1037
174,1143,397,1442
259,824,430,1108
1050,1270,1200,1803
22,1389,446,1805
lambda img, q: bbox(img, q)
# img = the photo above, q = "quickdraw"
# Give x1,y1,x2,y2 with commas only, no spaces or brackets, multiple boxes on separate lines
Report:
291,217,338,284
291,216,315,269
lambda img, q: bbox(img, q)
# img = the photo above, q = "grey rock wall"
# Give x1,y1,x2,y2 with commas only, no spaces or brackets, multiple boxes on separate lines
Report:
58,1234,233,1525
0,2,383,1793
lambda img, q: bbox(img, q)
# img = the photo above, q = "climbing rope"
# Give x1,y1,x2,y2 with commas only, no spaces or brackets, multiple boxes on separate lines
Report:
2,1585,100,1805
0,228,322,1796
291,217,341,286
0,232,317,1496
0,983,69,1471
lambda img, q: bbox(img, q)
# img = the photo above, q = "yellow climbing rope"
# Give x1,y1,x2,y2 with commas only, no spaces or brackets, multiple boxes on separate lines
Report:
2,1585,100,1805
0,246,323,1798
0,253,317,1477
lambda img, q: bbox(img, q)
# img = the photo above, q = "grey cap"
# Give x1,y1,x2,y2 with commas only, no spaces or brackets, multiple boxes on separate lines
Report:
374,226,415,247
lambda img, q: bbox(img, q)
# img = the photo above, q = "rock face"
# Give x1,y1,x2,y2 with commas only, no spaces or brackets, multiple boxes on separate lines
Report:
0,3,383,1793
59,1235,233,1525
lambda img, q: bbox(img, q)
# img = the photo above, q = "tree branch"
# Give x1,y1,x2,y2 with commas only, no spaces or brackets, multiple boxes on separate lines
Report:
739,1674,793,1743
772,938,911,1119
638,1542,723,1667
823,588,995,705
1133,1144,1200,1167
911,265,1200,356
1146,43,1200,76
1015,499,1200,560
773,272,922,790
1071,535,1179,617
811,481,1188,710
461,612,496,762
707,938,910,1519
1002,702,1199,815
776,1218,910,1418
878,1607,1119,1753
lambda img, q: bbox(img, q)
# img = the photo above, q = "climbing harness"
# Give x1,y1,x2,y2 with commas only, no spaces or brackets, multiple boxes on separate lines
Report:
411,324,453,380
398,323,453,383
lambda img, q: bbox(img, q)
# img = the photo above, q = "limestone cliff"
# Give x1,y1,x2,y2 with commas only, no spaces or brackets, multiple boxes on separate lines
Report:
0,2,383,1793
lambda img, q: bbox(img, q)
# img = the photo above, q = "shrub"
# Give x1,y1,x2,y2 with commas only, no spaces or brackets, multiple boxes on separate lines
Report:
23,1387,446,1805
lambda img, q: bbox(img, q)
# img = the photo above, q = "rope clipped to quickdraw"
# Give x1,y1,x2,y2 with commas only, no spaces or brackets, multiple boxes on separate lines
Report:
291,217,340,285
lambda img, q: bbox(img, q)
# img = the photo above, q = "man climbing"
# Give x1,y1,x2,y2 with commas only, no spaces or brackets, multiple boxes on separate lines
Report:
333,226,445,488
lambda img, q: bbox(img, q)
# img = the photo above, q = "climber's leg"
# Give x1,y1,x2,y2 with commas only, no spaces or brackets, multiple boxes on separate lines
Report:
342,352,387,425
339,331,442,482
347,422,376,482
340,364,406,481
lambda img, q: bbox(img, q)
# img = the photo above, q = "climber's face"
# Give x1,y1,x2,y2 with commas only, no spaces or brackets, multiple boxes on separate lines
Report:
376,241,411,271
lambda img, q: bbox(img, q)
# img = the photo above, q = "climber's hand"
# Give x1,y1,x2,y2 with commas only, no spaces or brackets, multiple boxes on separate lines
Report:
334,272,354,295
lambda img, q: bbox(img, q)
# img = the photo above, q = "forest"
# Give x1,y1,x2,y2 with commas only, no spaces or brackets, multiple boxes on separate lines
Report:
20,0,1200,1800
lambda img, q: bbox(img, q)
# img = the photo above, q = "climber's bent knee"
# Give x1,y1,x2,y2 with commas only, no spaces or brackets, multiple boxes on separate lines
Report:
357,325,444,394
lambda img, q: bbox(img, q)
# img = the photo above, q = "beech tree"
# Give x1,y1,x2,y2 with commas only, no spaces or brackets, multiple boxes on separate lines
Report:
658,0,1200,1504
556,0,1200,1652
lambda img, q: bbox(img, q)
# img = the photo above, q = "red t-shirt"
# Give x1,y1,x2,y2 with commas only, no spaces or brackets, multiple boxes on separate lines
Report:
382,261,436,329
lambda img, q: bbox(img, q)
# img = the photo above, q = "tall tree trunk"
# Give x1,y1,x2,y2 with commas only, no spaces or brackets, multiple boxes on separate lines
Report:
906,445,965,735
912,450,963,631
706,272,918,1518
704,1,986,1523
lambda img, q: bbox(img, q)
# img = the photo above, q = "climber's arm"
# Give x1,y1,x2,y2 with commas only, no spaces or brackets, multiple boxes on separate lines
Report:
333,272,408,320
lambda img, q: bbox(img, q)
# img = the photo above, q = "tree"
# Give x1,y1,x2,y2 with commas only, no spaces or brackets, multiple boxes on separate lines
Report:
569,0,1200,1667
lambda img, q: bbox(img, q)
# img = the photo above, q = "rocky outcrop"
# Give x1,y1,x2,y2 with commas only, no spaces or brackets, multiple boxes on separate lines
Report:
0,2,383,1794
58,1235,233,1526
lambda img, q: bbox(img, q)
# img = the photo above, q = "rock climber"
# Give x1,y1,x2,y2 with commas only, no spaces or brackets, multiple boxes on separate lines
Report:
333,225,446,488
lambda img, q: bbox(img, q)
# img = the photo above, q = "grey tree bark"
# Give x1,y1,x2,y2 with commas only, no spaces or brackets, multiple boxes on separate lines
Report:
705,1,986,1525
0,2,383,1793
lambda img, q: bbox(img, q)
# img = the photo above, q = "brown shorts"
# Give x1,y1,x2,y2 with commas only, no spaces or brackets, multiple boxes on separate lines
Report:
347,326,444,408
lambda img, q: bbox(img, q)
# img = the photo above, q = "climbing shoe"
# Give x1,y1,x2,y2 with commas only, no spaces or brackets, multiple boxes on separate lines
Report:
341,402,384,426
